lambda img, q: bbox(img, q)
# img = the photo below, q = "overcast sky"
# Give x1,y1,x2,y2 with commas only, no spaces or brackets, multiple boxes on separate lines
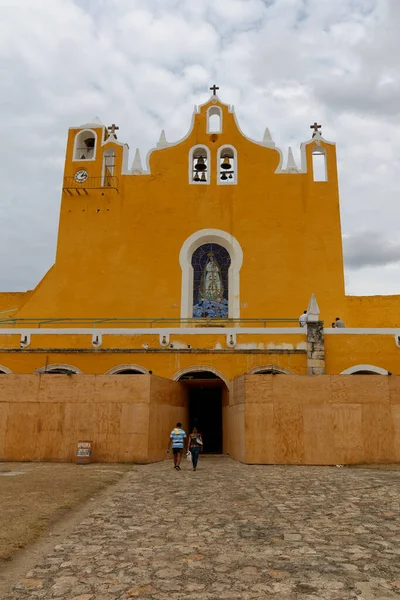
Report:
1,0,400,296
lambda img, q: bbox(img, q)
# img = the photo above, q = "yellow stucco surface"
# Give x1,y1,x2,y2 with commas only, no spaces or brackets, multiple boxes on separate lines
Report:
0,95,399,378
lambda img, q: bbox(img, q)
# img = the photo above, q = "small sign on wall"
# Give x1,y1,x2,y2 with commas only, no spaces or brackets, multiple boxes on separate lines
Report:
76,440,93,465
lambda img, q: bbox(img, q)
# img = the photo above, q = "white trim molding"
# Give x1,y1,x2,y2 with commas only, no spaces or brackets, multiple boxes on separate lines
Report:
73,129,98,162
217,145,238,185
36,363,83,374
340,364,389,375
0,364,12,374
179,228,244,320
248,364,293,375
206,106,222,133
188,144,211,185
105,364,149,375
171,365,230,387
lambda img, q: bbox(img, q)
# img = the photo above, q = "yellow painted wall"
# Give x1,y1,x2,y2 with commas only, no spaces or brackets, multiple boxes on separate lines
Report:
6,98,346,321
1,95,400,377
325,334,400,374
0,349,308,378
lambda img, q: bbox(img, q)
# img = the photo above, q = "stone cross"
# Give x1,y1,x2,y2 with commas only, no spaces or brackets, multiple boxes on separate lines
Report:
210,84,219,95
108,124,119,135
310,122,321,137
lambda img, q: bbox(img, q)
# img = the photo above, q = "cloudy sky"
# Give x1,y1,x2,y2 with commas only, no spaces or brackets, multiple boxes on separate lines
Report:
1,0,400,295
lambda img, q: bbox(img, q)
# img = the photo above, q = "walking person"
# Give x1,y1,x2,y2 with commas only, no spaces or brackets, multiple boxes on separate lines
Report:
188,426,203,471
167,422,187,470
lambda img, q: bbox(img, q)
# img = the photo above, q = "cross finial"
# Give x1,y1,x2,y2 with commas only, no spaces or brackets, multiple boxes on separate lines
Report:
107,123,119,136
210,84,219,96
310,122,322,137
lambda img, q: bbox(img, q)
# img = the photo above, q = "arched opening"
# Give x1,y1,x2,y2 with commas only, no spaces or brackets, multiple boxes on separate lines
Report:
0,365,12,374
74,130,97,160
191,243,231,318
105,364,149,375
36,364,82,375
175,367,228,454
207,106,222,133
217,145,237,184
340,364,389,375
249,365,292,375
102,148,116,186
189,145,209,184
179,228,243,320
312,148,327,182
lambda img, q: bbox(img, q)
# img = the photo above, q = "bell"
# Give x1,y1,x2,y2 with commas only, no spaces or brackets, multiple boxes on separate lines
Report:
193,172,200,182
229,173,233,179
195,156,207,171
221,173,228,180
221,155,231,169
200,172,207,182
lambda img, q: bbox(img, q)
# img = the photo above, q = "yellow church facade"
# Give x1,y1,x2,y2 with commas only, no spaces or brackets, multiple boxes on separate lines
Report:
1,89,400,464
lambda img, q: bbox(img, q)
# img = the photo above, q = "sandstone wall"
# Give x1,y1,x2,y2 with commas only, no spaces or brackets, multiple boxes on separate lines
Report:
244,374,400,464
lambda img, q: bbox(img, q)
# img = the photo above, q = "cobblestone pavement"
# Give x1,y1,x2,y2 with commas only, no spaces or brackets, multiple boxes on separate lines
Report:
5,457,400,600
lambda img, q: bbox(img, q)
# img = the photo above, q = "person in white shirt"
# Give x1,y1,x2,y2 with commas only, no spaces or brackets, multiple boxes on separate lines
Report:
335,317,345,328
299,310,307,327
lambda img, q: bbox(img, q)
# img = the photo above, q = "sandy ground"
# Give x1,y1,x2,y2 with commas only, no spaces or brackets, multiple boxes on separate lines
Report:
0,462,131,562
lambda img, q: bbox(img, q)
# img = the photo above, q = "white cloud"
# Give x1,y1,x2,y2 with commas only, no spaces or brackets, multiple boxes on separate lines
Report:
0,0,399,296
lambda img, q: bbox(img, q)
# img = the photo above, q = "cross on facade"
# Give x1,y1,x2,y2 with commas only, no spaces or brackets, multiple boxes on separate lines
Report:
210,84,219,95
108,124,119,135
310,122,322,137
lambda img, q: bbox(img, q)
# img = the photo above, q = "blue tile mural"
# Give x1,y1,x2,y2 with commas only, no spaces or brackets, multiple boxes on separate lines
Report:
192,244,231,318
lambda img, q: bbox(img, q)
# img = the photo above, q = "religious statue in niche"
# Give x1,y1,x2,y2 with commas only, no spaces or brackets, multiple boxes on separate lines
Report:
193,251,229,318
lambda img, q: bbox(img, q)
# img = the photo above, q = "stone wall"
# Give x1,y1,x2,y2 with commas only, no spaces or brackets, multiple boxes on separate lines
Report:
244,374,400,464
1,373,399,465
0,374,185,463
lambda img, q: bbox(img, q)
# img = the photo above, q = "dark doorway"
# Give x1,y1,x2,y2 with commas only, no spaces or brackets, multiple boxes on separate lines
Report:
179,371,224,454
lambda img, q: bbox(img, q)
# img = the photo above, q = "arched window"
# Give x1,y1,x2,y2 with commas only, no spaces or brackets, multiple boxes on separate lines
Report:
248,365,292,375
207,106,222,133
36,364,82,374
105,364,149,375
217,146,237,184
0,365,12,374
102,148,116,186
191,243,231,318
340,364,388,375
189,145,210,184
73,129,97,160
179,229,243,320
312,148,327,181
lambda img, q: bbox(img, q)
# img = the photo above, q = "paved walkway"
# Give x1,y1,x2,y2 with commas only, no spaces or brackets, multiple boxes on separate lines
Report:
5,457,400,600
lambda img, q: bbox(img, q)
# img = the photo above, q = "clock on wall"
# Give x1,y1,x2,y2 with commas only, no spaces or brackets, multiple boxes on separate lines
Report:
74,169,89,183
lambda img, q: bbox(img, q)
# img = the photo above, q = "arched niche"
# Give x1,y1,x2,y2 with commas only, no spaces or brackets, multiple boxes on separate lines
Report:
189,145,210,184
207,106,222,133
36,363,82,374
217,145,237,184
73,129,97,161
179,229,243,320
312,147,327,181
105,364,149,375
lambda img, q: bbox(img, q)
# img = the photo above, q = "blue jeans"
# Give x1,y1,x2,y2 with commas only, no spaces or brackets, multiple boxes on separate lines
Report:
190,447,200,468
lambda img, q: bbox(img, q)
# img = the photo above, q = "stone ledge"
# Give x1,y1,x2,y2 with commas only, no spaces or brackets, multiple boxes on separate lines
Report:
0,348,308,354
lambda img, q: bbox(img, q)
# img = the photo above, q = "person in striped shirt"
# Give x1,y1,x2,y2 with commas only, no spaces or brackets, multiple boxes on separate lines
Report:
167,422,187,470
